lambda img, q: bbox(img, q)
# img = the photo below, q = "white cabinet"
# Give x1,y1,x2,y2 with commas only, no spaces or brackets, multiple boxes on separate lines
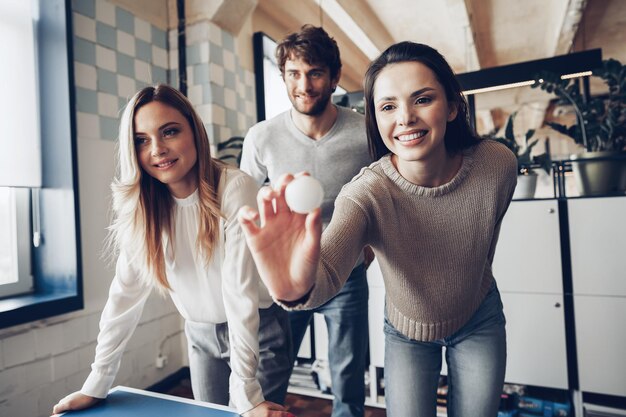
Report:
493,199,569,389
568,198,626,297
568,197,626,397
500,292,568,389
573,296,626,397
367,258,385,368
493,200,563,294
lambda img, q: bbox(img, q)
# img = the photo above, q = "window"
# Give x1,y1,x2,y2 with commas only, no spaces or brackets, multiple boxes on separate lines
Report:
0,0,39,300
0,0,82,329
0,188,33,298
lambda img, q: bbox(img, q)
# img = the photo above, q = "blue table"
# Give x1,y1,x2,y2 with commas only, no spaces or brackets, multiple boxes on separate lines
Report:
58,386,239,416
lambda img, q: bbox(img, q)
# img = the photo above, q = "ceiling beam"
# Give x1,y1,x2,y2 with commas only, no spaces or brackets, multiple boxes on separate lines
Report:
552,0,588,54
454,0,482,71
334,0,395,53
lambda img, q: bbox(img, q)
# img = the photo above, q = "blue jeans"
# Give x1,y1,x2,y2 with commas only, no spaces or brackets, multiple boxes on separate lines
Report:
290,263,369,417
383,281,507,417
185,303,293,407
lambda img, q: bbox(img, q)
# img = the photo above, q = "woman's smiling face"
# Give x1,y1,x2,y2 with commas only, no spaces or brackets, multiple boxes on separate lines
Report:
373,61,458,167
133,101,198,198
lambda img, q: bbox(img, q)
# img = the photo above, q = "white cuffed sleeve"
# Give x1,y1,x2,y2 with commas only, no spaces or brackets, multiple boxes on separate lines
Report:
220,172,265,413
81,251,152,398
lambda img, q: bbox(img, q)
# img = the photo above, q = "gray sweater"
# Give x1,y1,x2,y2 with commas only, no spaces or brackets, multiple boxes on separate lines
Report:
240,106,371,225
287,140,518,342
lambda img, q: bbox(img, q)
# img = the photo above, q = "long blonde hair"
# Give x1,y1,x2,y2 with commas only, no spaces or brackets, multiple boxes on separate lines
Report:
108,84,224,290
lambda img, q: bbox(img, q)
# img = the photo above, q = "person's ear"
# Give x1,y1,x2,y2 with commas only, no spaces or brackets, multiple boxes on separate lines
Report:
331,68,342,92
447,101,458,122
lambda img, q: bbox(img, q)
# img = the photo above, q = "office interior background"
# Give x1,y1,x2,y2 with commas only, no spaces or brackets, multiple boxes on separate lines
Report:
1,0,625,416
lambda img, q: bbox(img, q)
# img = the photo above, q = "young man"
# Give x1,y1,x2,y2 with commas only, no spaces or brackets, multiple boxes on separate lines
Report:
240,25,371,417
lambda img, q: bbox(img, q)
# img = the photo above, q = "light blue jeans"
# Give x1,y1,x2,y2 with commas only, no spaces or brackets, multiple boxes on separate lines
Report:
185,303,293,407
290,263,369,417
383,281,507,417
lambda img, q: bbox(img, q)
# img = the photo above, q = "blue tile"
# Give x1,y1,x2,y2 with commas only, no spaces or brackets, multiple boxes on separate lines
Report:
116,52,135,78
202,84,213,104
224,71,235,90
193,64,210,84
151,26,167,49
222,31,235,52
201,122,211,142
211,124,221,143
72,0,95,18
73,37,96,66
75,86,98,114
186,43,201,66
237,95,245,113
100,116,119,141
169,69,179,87
210,84,224,106
96,22,117,50
115,7,134,34
209,43,223,66
135,39,152,63
97,68,118,95
226,109,238,131
152,66,168,84
119,97,129,111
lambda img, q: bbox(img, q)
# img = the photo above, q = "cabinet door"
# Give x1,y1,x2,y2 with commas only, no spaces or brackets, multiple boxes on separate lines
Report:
493,200,563,294
501,292,569,389
574,295,626,397
313,313,328,361
367,258,385,368
568,197,626,296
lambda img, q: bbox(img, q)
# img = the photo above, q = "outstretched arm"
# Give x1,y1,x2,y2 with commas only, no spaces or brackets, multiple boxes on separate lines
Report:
238,174,322,302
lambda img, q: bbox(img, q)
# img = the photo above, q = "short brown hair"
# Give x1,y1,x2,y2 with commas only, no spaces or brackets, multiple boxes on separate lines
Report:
276,24,342,80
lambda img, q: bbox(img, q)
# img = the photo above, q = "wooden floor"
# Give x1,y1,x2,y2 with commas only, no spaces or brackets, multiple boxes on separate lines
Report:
167,378,387,417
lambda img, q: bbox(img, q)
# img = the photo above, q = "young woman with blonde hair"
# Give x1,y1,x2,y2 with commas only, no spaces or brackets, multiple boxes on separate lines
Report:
52,84,294,417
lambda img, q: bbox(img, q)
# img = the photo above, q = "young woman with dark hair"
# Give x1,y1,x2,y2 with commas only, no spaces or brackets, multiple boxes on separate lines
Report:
239,42,517,417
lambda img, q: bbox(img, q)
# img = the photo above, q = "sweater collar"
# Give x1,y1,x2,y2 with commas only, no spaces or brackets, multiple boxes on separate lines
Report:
379,146,476,197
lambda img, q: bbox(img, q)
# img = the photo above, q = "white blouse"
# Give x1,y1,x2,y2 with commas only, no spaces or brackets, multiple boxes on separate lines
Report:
81,168,274,413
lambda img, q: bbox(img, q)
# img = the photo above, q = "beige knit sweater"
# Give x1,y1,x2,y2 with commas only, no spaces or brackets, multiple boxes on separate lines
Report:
286,140,517,342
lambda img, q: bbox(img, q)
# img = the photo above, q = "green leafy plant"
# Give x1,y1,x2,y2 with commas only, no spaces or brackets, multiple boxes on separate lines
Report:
217,136,244,166
485,112,551,175
532,58,626,152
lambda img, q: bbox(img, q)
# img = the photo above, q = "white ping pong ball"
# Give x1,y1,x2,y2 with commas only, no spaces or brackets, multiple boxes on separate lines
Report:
285,176,324,214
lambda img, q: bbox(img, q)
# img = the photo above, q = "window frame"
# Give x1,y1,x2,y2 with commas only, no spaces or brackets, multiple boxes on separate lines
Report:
0,0,83,329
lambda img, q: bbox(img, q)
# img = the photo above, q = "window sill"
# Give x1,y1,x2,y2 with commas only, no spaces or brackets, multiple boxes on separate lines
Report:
0,290,83,329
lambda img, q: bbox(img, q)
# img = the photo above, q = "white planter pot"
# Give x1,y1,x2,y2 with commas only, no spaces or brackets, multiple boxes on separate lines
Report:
513,172,538,200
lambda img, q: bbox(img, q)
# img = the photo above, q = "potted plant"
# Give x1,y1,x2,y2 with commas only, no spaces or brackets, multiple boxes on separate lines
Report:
532,58,626,196
217,136,244,166
485,112,551,199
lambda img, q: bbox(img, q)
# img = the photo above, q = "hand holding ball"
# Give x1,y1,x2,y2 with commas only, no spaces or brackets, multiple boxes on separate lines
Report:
285,176,324,214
